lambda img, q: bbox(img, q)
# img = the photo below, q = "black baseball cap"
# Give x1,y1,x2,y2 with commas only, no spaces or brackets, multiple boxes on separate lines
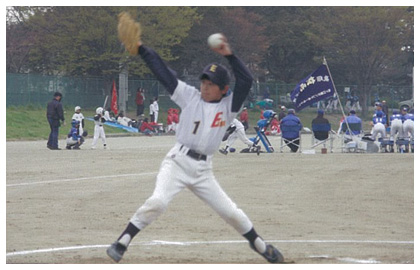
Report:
199,63,230,89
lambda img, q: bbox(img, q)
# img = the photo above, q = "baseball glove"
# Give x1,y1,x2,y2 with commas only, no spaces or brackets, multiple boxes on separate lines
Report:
82,131,88,137
118,12,142,55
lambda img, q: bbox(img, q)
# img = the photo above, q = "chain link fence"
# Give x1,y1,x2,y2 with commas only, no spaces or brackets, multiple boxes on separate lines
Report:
7,73,413,113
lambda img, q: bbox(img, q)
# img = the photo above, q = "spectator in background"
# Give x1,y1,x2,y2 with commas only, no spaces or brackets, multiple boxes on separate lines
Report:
373,103,384,120
337,112,350,134
263,86,270,99
311,109,330,141
104,107,116,122
149,99,155,123
280,109,302,152
381,100,389,126
172,108,179,129
46,91,65,150
135,88,145,117
140,117,155,136
152,97,159,123
268,115,280,136
344,110,362,136
345,92,353,112
239,107,249,131
278,105,287,122
352,93,361,111
317,99,326,110
326,93,338,113
117,112,133,127
166,108,177,133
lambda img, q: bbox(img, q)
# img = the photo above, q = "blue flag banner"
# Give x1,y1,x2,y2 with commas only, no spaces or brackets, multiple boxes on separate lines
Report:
290,64,335,111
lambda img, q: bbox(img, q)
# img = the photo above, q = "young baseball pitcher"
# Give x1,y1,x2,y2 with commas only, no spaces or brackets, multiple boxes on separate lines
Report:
107,12,284,263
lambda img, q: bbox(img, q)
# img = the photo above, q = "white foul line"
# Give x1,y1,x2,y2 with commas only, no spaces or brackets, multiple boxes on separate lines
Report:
6,172,157,187
6,239,414,257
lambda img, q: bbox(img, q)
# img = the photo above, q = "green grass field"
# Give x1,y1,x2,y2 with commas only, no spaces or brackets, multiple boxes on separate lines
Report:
6,106,125,141
6,105,373,141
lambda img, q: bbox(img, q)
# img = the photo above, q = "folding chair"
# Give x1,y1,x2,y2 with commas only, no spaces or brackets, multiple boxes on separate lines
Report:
339,122,364,153
280,124,302,153
410,139,414,153
380,138,394,152
395,138,411,153
311,122,335,153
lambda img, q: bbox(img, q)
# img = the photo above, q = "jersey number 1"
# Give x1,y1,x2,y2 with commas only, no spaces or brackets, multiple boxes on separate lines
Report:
192,121,200,134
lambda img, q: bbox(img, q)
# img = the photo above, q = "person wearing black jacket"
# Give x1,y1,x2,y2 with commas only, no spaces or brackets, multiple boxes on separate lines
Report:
46,92,65,150
311,109,330,141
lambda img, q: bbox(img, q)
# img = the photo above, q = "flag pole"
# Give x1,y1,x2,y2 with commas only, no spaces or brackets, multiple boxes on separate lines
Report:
323,57,352,136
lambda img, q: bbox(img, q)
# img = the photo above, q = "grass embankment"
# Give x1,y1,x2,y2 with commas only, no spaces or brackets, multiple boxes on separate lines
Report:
6,105,373,141
6,106,124,141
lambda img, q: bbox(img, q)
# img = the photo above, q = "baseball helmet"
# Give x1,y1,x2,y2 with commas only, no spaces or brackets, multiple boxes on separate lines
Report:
75,106,81,112
96,107,104,114
263,110,275,119
71,119,80,128
376,111,383,117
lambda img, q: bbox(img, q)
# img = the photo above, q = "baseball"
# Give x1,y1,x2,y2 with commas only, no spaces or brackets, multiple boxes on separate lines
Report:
207,33,224,49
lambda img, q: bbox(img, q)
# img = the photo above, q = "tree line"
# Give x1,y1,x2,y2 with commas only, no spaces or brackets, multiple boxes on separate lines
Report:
6,6,414,115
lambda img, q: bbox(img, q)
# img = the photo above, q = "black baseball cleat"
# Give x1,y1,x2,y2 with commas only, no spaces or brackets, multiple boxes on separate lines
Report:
256,145,261,156
107,242,127,263
251,244,284,263
263,244,284,263
219,148,228,155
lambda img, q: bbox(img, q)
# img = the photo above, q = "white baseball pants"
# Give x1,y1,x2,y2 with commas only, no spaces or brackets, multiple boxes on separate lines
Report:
370,123,386,141
130,142,253,235
403,120,414,139
227,128,254,148
390,119,403,141
92,125,106,147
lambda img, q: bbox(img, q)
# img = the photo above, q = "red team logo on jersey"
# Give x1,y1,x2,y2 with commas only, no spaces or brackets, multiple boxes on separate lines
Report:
211,112,226,128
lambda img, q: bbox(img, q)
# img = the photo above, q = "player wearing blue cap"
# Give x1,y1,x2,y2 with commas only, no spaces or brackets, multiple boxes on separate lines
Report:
66,120,84,150
369,110,387,142
389,109,403,152
401,108,414,153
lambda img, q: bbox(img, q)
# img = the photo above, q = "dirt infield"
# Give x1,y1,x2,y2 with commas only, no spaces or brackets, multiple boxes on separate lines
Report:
6,134,414,264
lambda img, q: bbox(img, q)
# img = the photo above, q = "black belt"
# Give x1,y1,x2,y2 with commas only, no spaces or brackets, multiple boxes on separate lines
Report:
180,145,207,161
